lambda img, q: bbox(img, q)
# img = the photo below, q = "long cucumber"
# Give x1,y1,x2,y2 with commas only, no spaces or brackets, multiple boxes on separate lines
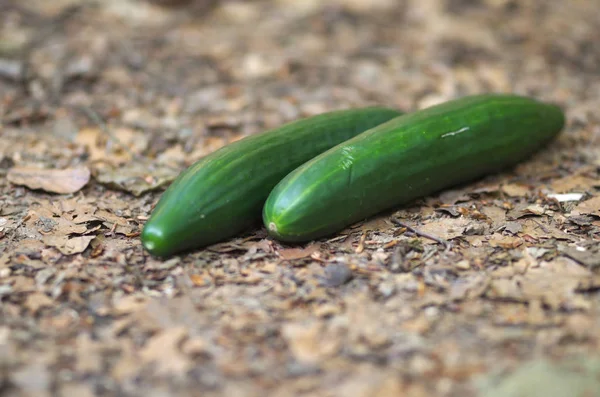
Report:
141,107,403,256
263,94,565,242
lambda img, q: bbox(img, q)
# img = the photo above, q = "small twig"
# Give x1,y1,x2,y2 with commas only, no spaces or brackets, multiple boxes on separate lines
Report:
532,219,550,234
391,218,450,249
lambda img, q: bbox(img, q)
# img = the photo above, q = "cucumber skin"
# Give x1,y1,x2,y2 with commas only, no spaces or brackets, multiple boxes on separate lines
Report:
141,107,403,257
263,94,566,242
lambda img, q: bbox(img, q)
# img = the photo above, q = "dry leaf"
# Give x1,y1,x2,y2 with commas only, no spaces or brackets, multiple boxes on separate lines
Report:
25,292,54,314
560,244,600,269
449,273,491,301
94,161,180,196
481,206,507,229
501,183,530,197
140,326,191,376
574,196,600,217
7,166,90,194
548,175,598,193
111,340,139,382
111,294,149,315
503,221,523,235
278,243,320,260
419,217,472,240
75,334,104,373
520,219,573,241
282,321,337,365
335,370,405,397
76,127,149,164
488,234,522,249
507,203,547,219
487,257,592,310
42,235,96,255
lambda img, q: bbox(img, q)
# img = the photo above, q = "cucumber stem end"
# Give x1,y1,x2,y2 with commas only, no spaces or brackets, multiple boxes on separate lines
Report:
268,222,278,233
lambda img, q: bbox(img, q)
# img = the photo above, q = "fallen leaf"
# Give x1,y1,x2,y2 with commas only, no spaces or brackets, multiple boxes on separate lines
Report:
449,273,491,301
438,188,473,204
7,166,90,194
335,370,405,397
24,292,54,314
573,196,600,217
559,243,600,269
281,321,337,365
520,219,573,241
350,215,394,233
486,257,592,310
548,175,598,193
94,161,180,196
488,234,523,249
419,217,472,240
42,235,96,255
76,127,149,164
503,221,523,235
140,326,191,376
75,333,103,373
278,243,320,260
507,203,547,219
501,183,530,197
481,206,507,229
181,336,210,356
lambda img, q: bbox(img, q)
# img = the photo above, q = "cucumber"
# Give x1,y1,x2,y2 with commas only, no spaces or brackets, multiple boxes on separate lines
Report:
263,94,565,242
141,107,403,256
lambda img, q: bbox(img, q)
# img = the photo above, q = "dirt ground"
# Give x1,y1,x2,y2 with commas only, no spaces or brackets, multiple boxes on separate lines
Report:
1,0,600,396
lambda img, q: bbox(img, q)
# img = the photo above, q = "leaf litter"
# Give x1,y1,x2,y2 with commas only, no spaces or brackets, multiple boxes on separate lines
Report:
1,1,600,396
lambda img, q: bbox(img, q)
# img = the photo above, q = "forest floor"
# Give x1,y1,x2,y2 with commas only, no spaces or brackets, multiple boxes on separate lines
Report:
1,0,600,396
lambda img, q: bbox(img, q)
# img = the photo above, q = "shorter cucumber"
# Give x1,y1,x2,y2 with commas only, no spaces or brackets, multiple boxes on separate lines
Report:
141,107,403,257
263,94,565,242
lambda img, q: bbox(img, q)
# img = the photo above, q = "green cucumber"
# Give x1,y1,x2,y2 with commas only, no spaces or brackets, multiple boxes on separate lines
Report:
141,107,403,256
263,94,565,242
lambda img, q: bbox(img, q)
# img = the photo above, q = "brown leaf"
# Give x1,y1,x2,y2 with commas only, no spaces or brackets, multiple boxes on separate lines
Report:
42,235,96,255
549,175,598,193
574,196,600,217
25,292,54,314
282,321,337,365
75,127,149,164
521,219,573,241
487,257,592,310
94,161,179,196
419,217,472,241
278,243,320,260
140,326,191,376
501,183,531,197
504,221,523,235
449,273,491,301
488,234,523,249
110,294,149,315
507,203,547,220
75,334,103,373
7,166,90,194
560,243,600,269
481,205,507,229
